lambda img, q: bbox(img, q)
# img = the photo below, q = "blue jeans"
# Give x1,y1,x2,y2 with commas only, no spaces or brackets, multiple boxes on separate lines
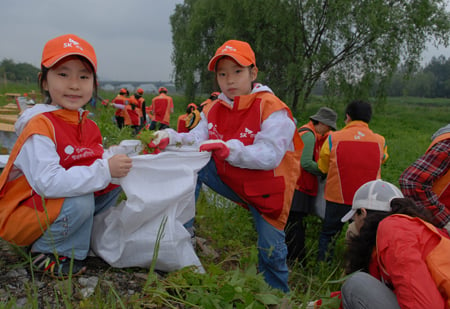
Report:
342,272,400,309
31,187,122,260
318,201,351,261
196,159,290,292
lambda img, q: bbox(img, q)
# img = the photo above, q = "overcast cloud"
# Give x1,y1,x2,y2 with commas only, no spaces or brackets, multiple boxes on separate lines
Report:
1,0,449,83
0,0,183,82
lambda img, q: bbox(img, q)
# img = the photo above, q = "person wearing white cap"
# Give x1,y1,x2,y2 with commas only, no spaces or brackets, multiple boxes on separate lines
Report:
341,179,403,240
341,181,449,308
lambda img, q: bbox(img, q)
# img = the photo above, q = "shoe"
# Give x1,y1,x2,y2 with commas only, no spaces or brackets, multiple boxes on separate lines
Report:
31,253,87,279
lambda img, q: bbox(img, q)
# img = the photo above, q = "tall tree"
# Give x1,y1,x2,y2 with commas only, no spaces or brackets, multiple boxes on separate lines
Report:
171,0,450,112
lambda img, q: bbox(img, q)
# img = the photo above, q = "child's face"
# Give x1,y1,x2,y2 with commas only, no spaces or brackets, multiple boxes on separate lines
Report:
43,56,94,110
216,57,257,100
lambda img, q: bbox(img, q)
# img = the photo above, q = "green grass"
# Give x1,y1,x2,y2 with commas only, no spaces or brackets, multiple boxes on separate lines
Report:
0,91,448,307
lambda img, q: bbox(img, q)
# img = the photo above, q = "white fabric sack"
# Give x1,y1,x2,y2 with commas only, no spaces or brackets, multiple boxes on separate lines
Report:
91,147,211,272
313,177,326,219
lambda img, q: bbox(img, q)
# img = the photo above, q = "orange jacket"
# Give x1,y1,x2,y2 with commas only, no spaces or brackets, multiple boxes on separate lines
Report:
203,92,301,230
150,93,173,125
376,215,450,308
318,121,388,205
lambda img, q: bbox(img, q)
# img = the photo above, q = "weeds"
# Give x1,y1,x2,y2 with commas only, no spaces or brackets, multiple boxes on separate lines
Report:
0,96,448,307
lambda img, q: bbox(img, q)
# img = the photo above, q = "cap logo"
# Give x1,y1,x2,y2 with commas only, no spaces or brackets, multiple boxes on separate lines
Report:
221,45,237,53
63,38,84,51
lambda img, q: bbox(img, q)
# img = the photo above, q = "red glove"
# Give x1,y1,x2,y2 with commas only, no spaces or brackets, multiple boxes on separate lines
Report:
147,130,170,153
199,140,230,160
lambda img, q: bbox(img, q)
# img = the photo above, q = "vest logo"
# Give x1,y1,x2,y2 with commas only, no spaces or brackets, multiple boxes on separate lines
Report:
208,122,223,139
240,127,255,139
65,145,74,155
354,131,366,140
64,145,95,161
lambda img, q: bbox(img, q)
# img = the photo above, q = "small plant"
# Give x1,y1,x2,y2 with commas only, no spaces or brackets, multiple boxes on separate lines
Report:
136,128,157,154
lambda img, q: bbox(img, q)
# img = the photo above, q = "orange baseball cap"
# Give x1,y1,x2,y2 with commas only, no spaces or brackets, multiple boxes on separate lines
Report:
187,103,197,109
41,34,97,72
207,40,256,72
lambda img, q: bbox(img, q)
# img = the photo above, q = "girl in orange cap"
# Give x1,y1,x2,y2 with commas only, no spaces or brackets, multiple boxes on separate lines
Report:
148,39,301,292
0,34,132,278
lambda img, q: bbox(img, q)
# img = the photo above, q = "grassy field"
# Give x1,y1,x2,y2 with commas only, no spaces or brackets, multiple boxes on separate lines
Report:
0,86,449,307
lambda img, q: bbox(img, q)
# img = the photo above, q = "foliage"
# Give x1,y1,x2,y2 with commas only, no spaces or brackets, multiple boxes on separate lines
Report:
93,105,135,147
0,58,40,85
170,0,450,112
1,90,449,307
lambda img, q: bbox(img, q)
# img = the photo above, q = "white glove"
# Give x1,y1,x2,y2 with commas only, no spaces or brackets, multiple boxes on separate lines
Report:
151,130,170,146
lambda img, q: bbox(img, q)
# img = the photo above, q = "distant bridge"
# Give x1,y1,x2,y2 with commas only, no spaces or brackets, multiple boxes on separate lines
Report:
98,81,170,87
98,80,175,94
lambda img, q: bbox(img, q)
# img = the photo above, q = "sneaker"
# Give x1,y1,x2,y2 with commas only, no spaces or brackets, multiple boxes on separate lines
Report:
31,253,87,279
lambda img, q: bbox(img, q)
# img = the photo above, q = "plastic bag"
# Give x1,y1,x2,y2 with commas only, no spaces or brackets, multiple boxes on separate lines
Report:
313,177,326,219
91,147,211,272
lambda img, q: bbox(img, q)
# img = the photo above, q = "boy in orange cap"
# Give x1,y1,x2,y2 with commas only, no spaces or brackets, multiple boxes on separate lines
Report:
0,34,132,278
148,39,301,292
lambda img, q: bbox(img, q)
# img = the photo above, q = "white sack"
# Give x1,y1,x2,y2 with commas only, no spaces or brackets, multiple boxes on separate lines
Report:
91,147,211,272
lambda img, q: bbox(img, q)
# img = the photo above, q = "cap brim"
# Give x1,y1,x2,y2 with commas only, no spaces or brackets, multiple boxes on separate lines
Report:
207,54,253,71
43,52,97,72
341,209,356,222
310,116,337,131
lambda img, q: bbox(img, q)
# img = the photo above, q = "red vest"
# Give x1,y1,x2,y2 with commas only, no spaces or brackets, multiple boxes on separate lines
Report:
428,132,450,206
203,92,301,230
325,121,386,205
296,121,328,196
151,94,173,125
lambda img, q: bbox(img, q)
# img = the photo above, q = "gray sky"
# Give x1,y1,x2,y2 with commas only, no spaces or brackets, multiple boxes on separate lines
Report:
1,0,449,83
0,0,183,82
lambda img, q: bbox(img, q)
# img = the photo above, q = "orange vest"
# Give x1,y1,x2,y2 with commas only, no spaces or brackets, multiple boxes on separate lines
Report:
203,92,301,230
151,94,173,125
296,121,328,196
0,113,65,246
124,97,140,126
0,110,107,246
112,94,128,117
428,132,450,206
324,121,386,205
129,95,144,119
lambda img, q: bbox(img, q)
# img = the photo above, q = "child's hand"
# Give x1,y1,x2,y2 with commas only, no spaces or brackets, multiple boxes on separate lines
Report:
108,154,132,178
147,130,170,151
199,139,230,160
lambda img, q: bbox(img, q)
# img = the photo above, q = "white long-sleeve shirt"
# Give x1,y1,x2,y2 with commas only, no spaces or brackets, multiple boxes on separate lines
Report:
12,104,112,198
167,85,296,171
